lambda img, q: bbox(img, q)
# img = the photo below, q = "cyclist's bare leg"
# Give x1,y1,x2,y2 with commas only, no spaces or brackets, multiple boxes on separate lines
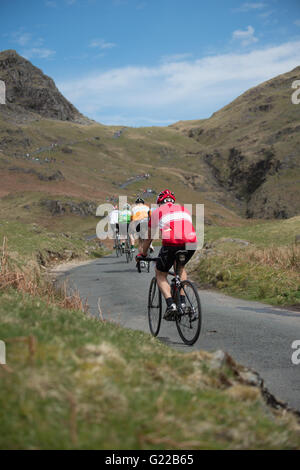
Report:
138,237,144,254
174,263,187,296
156,267,171,299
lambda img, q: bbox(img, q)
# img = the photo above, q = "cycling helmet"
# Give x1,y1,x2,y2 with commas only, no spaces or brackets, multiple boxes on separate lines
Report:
123,203,130,210
156,189,176,205
135,197,145,204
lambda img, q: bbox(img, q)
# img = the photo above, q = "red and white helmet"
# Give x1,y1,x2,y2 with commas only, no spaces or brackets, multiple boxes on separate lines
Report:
156,189,176,205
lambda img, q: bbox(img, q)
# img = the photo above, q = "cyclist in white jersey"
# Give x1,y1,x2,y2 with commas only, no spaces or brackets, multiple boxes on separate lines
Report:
109,205,119,248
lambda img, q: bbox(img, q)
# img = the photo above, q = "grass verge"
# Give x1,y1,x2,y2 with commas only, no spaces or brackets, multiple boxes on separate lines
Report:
0,288,300,450
190,217,300,307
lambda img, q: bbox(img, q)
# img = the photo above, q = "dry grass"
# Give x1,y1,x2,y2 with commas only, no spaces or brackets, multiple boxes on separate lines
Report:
0,237,88,313
190,240,300,305
232,244,300,272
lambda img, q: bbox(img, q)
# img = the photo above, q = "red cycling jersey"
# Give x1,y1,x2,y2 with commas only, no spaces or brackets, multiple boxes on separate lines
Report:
148,203,197,247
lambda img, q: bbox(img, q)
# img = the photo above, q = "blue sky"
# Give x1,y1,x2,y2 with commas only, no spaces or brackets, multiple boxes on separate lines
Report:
1,0,300,126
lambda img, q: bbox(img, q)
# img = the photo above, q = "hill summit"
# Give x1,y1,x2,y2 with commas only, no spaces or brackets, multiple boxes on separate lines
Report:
0,49,88,123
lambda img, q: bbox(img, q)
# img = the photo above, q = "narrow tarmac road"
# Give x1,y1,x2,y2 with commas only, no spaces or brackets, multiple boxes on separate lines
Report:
58,252,300,410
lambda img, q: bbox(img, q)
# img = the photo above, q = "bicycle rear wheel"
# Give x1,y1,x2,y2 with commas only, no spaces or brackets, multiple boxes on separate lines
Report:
115,237,120,257
175,280,201,345
125,235,133,263
148,277,162,336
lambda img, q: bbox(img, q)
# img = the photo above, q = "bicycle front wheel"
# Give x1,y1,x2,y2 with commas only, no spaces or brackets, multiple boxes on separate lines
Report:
148,277,162,337
175,280,201,346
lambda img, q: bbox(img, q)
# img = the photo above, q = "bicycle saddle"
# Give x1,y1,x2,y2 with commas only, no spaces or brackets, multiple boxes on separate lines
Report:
175,250,188,263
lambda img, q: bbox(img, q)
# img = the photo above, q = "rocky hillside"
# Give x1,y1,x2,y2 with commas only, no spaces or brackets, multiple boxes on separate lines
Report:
172,67,300,219
0,50,89,123
0,49,299,223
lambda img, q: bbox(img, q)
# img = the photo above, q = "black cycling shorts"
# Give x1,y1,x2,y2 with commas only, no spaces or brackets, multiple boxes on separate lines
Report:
156,246,195,273
110,223,119,234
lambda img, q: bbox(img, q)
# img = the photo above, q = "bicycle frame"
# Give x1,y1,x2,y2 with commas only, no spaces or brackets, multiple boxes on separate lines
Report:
137,250,187,287
144,250,202,345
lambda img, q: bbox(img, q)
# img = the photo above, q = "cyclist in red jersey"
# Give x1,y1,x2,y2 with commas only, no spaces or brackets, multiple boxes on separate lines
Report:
136,189,197,320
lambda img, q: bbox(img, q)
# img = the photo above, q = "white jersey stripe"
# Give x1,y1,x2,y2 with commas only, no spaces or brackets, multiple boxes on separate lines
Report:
159,211,192,228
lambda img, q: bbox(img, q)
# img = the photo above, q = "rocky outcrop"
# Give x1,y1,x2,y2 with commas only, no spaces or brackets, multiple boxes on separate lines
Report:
40,199,97,216
8,166,65,182
0,50,88,122
204,147,281,201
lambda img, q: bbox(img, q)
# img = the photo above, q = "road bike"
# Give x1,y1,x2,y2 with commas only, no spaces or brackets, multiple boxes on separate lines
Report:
125,233,133,263
114,230,123,257
138,250,201,345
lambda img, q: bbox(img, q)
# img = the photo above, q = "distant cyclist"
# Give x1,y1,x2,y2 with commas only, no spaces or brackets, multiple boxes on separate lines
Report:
118,203,134,252
136,189,197,320
130,197,154,255
109,204,119,248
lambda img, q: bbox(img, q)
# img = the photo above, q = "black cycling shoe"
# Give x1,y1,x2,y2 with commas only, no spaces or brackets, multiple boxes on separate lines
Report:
163,303,177,321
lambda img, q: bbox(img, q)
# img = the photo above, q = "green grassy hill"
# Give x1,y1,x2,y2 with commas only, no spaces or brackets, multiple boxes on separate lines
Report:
0,111,242,225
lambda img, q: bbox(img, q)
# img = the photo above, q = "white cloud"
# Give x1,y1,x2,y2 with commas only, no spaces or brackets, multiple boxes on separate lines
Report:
161,53,193,63
8,30,32,46
232,25,258,46
259,10,274,18
7,29,51,53
15,32,32,46
294,20,300,27
89,39,117,50
234,2,267,12
58,40,300,126
23,48,56,59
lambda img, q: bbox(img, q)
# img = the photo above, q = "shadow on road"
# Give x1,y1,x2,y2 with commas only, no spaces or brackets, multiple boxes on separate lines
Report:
238,306,300,318
96,261,125,266
101,269,138,274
